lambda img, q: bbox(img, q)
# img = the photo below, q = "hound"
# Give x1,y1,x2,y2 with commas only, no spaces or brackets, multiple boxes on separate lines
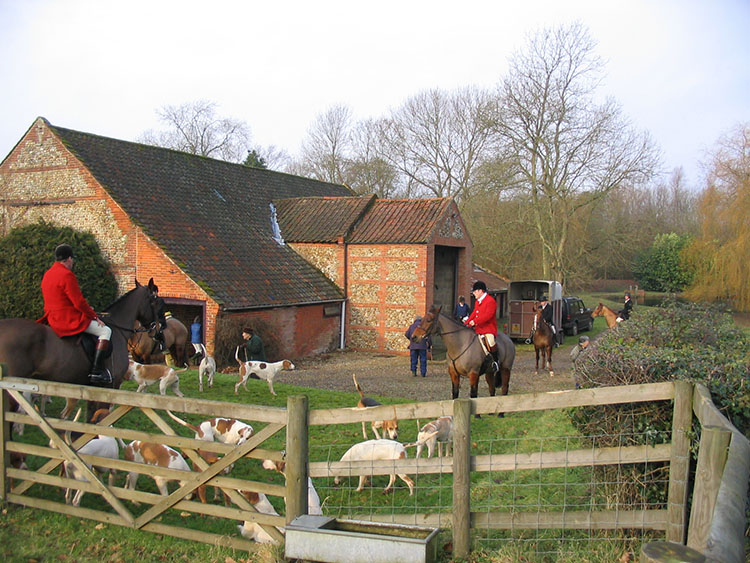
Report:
234,354,295,396
63,409,119,507
166,410,254,445
120,439,192,503
237,490,283,544
415,416,453,458
333,439,414,496
262,457,323,515
353,374,398,440
198,348,216,392
125,359,185,397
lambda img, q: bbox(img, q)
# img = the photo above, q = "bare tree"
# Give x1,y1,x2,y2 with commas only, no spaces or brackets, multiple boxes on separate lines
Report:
296,105,353,184
380,87,495,200
346,119,400,197
139,100,252,163
494,23,659,284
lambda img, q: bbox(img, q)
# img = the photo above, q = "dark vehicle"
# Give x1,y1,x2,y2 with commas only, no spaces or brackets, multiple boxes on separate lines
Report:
561,297,594,336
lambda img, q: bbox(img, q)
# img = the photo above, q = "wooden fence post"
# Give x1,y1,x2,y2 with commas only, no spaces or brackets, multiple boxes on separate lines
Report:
286,394,309,524
453,398,471,558
666,381,693,543
0,363,7,501
686,425,731,553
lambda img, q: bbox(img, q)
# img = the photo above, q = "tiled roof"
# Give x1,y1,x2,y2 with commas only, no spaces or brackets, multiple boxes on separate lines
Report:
348,198,454,243
472,264,509,292
47,120,353,309
274,196,375,242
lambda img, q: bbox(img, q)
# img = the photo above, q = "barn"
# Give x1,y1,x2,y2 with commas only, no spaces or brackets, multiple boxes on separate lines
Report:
0,117,473,361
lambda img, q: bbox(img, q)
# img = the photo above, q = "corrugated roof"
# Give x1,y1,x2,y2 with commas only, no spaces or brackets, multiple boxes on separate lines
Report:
46,119,353,309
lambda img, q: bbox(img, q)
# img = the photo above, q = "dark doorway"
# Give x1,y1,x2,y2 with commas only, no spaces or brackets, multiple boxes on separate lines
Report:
432,246,459,360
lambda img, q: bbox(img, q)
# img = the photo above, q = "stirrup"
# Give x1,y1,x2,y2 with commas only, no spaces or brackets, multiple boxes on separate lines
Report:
89,369,113,387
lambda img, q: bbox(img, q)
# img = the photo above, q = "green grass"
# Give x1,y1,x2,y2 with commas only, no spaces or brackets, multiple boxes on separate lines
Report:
3,368,650,562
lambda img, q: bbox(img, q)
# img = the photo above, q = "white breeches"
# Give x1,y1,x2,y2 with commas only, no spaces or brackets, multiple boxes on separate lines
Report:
84,319,112,341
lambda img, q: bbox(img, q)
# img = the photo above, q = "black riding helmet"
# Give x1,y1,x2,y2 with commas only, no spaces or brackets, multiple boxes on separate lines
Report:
55,244,74,261
472,281,487,292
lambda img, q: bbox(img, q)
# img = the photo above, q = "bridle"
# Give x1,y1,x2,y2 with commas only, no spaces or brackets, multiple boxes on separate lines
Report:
420,312,479,370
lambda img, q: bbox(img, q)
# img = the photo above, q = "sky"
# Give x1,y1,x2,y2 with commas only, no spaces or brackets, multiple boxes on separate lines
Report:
1,0,748,190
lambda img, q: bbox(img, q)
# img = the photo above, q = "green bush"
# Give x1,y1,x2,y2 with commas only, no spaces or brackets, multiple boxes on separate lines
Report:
0,222,118,319
633,233,695,292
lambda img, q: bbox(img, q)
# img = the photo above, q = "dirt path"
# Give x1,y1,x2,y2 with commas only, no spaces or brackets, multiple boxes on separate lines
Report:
281,345,576,403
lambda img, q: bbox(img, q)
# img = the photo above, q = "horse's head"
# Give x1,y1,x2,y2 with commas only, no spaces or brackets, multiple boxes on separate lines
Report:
592,303,604,317
410,305,442,343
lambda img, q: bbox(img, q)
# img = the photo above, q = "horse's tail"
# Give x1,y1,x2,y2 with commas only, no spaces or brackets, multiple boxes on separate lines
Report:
352,374,365,398
166,410,200,433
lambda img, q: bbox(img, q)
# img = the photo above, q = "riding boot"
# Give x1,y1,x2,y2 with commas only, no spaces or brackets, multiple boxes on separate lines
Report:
89,340,113,386
155,330,166,351
490,344,499,373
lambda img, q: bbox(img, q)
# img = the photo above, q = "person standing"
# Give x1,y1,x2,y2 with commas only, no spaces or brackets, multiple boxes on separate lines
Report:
454,295,470,321
39,243,113,386
241,327,266,362
617,292,633,322
405,316,431,377
464,281,499,371
190,316,204,363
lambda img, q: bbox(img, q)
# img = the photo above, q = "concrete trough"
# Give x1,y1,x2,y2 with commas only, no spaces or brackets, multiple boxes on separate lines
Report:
285,515,440,563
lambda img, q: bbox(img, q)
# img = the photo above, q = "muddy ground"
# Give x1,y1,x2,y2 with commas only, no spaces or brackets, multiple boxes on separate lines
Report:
274,344,576,403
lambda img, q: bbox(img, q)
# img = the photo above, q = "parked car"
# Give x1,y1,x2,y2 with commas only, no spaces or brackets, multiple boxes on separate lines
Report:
561,297,594,336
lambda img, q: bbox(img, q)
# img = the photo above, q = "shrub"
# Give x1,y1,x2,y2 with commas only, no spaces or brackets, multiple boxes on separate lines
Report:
0,222,118,319
570,299,749,511
633,233,695,292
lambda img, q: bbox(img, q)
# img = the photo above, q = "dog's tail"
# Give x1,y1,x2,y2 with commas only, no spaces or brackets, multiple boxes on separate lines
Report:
352,374,365,399
166,410,200,433
235,346,242,365
117,437,128,450
404,430,440,448
174,367,188,373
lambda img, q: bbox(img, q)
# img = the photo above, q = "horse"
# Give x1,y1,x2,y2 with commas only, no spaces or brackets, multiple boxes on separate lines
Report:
411,305,515,404
0,279,159,419
128,316,189,366
532,308,555,376
592,303,618,329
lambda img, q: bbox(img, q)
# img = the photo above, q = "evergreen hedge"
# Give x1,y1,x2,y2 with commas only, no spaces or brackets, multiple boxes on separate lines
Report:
0,222,118,319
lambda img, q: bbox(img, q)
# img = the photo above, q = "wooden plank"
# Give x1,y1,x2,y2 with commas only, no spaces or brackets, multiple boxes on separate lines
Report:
471,509,668,530
472,382,675,415
312,443,670,479
1,363,9,502
0,376,287,424
687,425,731,553
309,399,455,426
453,399,471,559
7,493,131,527
666,380,693,543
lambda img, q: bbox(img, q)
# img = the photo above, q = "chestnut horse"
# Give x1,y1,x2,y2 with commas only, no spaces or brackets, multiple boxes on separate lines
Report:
128,316,189,366
532,308,555,376
0,279,158,418
592,303,618,329
411,305,515,402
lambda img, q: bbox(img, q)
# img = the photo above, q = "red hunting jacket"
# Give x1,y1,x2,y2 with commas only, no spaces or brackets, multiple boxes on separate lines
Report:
38,261,97,337
465,293,498,335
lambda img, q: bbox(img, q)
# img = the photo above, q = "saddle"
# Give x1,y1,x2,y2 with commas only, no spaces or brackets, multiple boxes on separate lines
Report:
63,332,113,365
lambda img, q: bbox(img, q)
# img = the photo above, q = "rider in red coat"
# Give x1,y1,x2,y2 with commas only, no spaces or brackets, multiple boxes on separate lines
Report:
464,281,499,371
39,244,113,385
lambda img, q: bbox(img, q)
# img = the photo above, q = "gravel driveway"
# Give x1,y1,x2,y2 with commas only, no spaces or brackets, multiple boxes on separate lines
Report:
279,345,576,403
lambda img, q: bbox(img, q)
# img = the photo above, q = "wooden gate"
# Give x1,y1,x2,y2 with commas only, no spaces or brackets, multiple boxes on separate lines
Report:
0,366,296,551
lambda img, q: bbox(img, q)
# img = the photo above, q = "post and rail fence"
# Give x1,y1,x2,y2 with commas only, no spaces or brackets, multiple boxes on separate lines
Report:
1,363,747,561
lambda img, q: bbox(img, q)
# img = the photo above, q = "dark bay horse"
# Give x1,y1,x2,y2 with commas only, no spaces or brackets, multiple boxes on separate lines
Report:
0,279,158,417
532,308,555,376
592,303,619,329
129,316,189,366
411,305,515,402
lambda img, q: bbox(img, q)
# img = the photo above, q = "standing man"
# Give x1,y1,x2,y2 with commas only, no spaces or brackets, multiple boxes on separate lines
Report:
190,316,204,364
405,316,431,377
39,244,113,386
241,327,266,362
464,281,499,371
617,292,633,322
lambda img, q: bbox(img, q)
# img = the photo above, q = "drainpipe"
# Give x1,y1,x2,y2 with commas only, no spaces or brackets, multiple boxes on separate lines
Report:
339,236,347,350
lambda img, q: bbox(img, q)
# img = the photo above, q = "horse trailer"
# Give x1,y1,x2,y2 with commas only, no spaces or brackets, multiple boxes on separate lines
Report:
507,280,564,344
